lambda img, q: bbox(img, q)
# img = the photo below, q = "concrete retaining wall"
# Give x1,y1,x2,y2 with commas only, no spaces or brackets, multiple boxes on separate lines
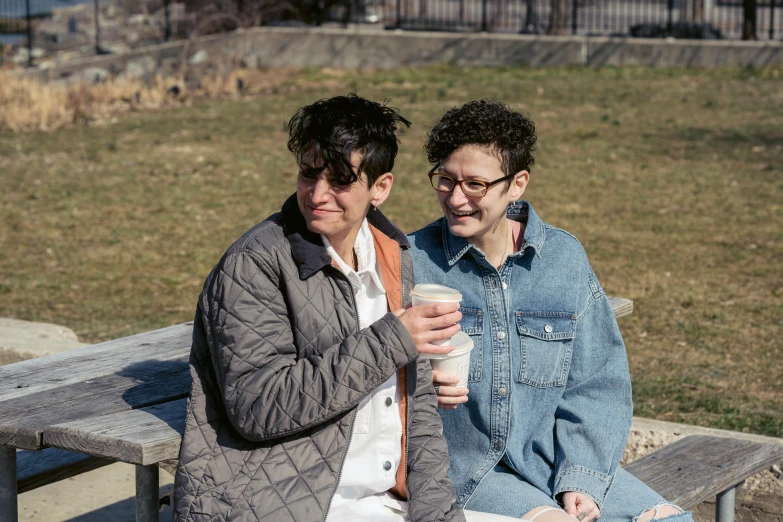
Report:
18,26,783,83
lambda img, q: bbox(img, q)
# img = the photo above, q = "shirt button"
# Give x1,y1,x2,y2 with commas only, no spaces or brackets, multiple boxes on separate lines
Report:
544,324,553,333
502,282,508,290
385,397,392,407
383,461,392,471
494,440,503,451
497,331,506,340
498,386,507,397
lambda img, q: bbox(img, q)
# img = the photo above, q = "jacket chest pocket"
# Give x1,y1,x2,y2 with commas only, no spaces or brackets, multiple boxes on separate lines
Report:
515,312,576,388
460,307,484,383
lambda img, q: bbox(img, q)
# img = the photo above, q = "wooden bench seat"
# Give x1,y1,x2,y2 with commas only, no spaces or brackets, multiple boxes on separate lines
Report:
44,399,187,467
44,395,783,522
625,435,783,519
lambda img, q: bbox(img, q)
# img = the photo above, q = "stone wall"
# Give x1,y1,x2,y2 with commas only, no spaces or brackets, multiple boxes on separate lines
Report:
16,26,783,84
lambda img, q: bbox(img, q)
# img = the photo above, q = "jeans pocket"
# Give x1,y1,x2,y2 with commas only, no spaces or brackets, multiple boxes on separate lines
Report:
515,311,576,388
459,307,484,383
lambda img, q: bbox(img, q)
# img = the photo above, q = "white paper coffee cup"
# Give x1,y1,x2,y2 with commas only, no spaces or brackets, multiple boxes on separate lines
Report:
410,283,463,307
424,331,474,387
410,284,463,345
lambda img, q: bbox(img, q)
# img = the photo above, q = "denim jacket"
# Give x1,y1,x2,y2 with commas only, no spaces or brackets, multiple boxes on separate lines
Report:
408,200,633,510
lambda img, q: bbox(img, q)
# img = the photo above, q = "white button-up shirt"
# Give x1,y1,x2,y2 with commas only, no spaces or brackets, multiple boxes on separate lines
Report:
323,219,406,521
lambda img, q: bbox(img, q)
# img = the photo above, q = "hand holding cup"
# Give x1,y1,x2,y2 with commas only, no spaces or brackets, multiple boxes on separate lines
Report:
433,369,469,409
395,302,462,356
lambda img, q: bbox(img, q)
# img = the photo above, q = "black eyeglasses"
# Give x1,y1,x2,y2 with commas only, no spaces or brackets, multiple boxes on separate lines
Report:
428,163,516,199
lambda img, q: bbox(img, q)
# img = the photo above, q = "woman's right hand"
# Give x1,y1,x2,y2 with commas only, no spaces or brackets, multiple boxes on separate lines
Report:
394,302,462,356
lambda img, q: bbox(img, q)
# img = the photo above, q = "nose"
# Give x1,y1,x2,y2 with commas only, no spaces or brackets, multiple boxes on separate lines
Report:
310,175,332,204
447,182,470,207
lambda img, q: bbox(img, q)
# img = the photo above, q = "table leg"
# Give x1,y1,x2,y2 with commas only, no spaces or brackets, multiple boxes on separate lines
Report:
135,464,159,522
0,446,18,522
715,484,736,522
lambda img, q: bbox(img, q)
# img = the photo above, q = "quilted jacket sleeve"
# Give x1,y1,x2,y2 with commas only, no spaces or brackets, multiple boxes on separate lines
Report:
406,358,466,522
201,249,419,442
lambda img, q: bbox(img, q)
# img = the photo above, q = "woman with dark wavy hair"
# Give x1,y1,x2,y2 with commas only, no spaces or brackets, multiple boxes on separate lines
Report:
408,100,693,522
175,94,524,522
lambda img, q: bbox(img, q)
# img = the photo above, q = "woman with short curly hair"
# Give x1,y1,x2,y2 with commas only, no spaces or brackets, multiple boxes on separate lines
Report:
408,100,693,522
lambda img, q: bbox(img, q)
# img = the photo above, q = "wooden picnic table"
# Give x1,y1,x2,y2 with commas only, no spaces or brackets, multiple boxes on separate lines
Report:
0,299,639,522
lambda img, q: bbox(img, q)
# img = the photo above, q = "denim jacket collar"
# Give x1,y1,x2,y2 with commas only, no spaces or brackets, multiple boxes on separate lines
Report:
281,193,409,280
443,200,546,266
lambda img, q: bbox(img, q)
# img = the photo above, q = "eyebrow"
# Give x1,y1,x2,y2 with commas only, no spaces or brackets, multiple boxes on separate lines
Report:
437,165,489,181
298,163,326,175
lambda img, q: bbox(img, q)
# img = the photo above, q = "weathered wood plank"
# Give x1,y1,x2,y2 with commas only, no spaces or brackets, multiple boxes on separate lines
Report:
17,448,113,493
0,323,192,403
0,359,190,450
608,296,633,319
625,435,783,509
45,399,187,466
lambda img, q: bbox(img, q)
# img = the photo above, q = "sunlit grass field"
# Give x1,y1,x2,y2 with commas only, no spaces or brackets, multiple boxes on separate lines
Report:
1,65,781,436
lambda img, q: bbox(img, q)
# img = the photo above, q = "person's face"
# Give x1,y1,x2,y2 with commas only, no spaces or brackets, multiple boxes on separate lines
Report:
296,149,393,244
435,145,528,243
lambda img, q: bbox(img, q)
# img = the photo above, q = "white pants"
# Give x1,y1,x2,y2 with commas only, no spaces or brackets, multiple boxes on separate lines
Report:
330,501,527,521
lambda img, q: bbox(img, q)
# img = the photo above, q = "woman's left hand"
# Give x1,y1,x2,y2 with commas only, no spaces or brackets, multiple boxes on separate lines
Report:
562,492,600,522
432,369,469,409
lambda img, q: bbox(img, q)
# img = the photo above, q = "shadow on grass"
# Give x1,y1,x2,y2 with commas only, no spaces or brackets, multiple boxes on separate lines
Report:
64,486,173,522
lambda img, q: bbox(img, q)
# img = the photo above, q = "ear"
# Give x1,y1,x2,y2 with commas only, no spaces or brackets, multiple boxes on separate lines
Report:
370,172,394,207
508,170,529,201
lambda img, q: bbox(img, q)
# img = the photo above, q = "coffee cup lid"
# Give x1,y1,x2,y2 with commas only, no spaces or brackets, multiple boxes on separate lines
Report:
410,283,462,302
425,331,474,359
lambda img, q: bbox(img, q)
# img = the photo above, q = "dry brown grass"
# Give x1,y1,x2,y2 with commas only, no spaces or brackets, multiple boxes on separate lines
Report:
0,67,303,132
1,64,781,436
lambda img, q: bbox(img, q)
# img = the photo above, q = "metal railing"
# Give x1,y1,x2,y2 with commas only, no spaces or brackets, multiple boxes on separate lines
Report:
383,0,782,39
2,0,780,69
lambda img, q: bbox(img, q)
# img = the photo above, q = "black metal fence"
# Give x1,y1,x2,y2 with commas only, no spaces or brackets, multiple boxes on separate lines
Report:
2,0,781,68
383,0,782,39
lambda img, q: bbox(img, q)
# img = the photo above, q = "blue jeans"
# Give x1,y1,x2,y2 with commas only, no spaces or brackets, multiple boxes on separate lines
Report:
464,463,693,522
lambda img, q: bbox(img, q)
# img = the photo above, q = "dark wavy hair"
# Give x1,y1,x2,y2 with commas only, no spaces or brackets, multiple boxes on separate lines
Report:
286,93,411,186
425,100,537,181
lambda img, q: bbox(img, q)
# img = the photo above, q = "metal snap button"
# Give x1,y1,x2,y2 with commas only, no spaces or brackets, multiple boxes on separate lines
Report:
494,440,503,451
385,397,392,407
544,324,553,333
496,331,506,340
383,461,392,471
498,386,507,397
502,282,508,290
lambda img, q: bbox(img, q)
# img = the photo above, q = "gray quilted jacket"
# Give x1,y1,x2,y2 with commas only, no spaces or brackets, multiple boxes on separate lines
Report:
173,195,464,522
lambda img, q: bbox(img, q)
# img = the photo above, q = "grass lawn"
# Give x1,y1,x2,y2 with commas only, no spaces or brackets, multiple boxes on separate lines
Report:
1,65,781,436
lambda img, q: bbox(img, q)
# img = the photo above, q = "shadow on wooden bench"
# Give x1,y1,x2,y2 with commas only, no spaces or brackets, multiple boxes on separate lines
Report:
17,447,113,494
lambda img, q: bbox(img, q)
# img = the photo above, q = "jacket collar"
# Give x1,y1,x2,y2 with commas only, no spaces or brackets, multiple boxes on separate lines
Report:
442,200,545,266
281,193,409,280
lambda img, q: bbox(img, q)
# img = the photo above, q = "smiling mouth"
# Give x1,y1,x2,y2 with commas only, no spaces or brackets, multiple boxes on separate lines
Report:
308,206,337,213
449,208,478,217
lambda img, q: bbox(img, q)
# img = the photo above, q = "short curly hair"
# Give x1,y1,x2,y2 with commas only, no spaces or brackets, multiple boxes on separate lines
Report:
425,100,537,178
286,93,411,187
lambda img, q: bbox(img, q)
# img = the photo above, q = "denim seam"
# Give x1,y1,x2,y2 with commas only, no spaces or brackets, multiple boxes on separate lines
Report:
574,293,601,325
555,465,612,482
554,467,613,511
